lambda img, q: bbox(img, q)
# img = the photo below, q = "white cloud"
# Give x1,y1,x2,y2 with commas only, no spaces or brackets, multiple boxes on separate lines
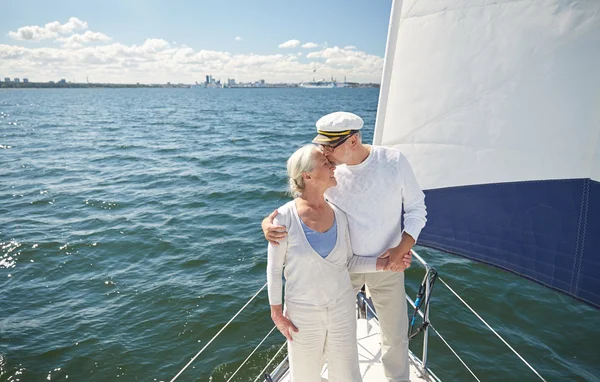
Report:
278,39,300,48
0,36,382,84
8,17,88,41
56,31,111,48
8,25,56,41
3,18,382,83
306,46,383,77
139,38,170,52
47,17,88,34
301,42,319,49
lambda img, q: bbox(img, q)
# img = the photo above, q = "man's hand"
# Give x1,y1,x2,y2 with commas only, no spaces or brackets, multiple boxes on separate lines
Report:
402,251,412,270
271,306,298,341
382,233,415,272
262,210,288,246
376,253,390,271
382,247,412,272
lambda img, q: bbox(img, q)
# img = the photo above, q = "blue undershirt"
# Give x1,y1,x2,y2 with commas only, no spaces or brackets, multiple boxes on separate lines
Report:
300,216,337,258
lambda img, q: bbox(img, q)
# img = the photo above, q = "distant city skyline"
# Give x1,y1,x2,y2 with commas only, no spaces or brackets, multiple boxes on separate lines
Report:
1,0,393,84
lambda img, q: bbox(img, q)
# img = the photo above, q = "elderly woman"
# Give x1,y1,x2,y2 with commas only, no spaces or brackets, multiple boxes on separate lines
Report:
267,144,388,381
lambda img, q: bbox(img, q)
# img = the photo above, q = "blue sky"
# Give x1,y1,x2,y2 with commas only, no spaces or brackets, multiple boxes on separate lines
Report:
1,0,393,84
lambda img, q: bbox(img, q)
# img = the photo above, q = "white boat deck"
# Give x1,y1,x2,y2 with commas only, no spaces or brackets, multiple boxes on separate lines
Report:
277,316,439,381
323,317,437,382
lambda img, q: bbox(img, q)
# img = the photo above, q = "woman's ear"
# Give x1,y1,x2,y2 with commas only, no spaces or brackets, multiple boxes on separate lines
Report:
302,172,311,181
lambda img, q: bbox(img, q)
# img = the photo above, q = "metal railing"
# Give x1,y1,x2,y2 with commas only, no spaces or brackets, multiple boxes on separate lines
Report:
356,251,441,381
168,249,547,382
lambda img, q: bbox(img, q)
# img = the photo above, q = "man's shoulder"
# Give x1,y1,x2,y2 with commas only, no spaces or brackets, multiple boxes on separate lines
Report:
372,145,404,162
324,186,342,204
369,146,409,173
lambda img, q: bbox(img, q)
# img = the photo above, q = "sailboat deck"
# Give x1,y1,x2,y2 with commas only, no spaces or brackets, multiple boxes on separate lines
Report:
277,316,438,382
355,318,436,381
323,317,436,381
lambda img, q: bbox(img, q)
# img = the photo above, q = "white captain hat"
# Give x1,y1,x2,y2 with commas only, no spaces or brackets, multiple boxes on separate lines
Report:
312,111,363,146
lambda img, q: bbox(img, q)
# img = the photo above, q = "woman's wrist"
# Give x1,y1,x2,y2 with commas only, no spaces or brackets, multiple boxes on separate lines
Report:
270,304,283,318
376,257,387,271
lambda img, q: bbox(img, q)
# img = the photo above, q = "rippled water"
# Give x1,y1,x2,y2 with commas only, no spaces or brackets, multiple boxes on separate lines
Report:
1,88,599,382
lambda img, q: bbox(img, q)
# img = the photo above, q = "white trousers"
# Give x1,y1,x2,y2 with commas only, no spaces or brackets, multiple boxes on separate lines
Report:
285,291,361,382
351,271,410,382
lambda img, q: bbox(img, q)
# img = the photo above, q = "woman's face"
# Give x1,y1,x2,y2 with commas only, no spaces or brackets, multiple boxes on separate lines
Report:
307,150,337,189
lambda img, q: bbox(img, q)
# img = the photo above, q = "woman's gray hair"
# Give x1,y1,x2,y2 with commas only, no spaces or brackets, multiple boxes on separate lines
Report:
287,144,320,197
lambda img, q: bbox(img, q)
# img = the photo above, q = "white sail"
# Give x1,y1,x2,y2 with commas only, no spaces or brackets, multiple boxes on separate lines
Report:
375,0,600,189
374,0,600,307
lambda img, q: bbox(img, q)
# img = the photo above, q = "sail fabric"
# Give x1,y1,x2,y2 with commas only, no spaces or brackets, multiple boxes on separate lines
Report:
375,0,600,307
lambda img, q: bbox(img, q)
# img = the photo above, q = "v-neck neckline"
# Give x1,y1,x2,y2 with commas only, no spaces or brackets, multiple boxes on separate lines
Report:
292,200,340,261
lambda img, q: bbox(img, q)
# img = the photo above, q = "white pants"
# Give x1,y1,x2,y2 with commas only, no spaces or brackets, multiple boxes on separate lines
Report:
285,291,362,382
351,271,410,382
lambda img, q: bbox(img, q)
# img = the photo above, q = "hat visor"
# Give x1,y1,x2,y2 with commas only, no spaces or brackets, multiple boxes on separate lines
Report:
312,134,344,146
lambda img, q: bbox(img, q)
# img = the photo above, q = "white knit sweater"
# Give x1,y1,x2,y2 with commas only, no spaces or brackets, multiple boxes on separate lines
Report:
267,200,378,307
324,145,427,258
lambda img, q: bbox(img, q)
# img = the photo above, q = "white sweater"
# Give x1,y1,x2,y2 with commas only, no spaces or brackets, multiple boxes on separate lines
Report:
324,145,427,258
267,200,378,307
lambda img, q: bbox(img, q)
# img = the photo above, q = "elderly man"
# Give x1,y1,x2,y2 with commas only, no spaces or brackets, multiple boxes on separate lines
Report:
262,111,427,382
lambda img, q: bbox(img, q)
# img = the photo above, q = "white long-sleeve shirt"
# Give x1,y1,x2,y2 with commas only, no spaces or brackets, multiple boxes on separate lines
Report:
267,200,377,307
324,145,427,258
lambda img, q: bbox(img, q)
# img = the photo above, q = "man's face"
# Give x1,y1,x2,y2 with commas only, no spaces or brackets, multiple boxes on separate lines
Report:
321,135,351,165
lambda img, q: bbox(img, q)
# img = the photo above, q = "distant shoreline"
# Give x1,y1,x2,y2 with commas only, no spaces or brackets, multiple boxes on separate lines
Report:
0,82,380,89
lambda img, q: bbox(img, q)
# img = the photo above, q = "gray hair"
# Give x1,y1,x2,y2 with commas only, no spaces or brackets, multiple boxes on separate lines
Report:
287,144,319,197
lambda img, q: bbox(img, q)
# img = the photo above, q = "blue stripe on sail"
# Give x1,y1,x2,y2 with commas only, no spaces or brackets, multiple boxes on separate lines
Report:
418,179,600,308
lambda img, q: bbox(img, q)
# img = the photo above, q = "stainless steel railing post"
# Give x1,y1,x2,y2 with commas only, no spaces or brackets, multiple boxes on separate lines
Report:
422,271,430,369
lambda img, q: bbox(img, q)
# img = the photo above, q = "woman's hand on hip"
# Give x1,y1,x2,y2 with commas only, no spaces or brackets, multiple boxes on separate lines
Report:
270,306,298,341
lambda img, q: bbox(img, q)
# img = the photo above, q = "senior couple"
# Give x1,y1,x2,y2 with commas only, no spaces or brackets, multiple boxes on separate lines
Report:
262,111,427,382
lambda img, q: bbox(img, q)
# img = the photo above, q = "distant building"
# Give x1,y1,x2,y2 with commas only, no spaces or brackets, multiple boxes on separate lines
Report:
49,81,55,84
4,78,10,83
228,78,236,86
260,79,265,85
205,75,210,84
23,78,29,83
58,79,66,84
14,78,20,83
